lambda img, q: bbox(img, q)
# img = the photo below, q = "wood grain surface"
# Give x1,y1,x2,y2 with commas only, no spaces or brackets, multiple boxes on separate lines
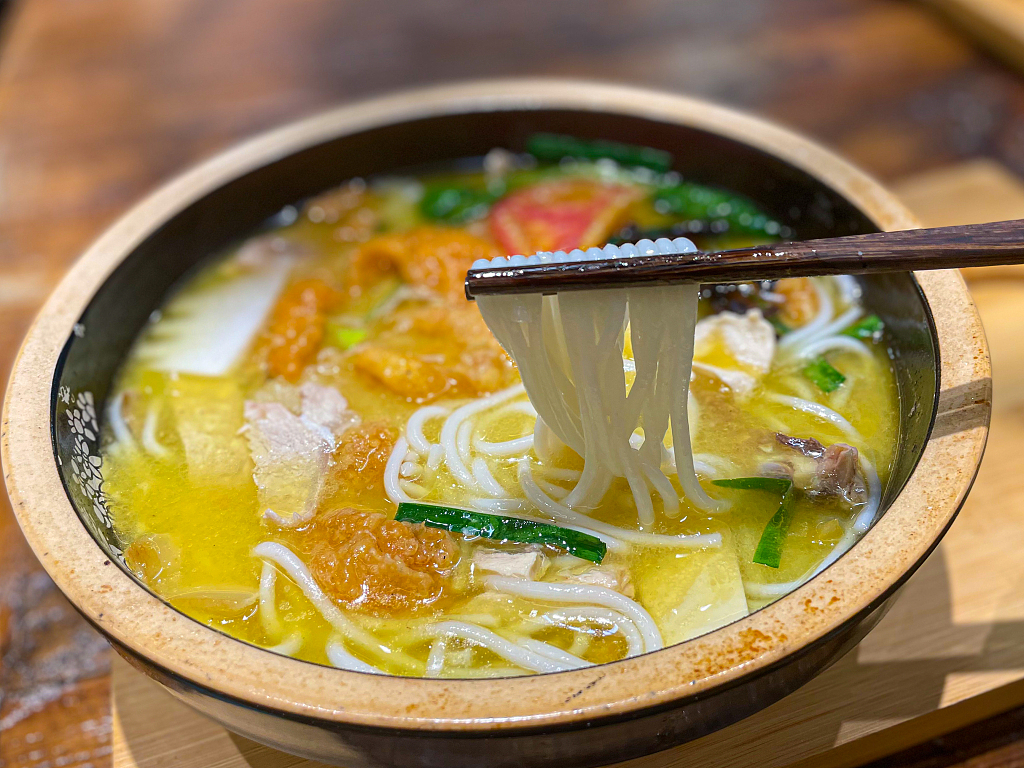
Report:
6,2,1024,768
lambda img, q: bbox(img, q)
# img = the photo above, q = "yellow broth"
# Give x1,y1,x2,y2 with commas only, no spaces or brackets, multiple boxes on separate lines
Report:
101,158,898,675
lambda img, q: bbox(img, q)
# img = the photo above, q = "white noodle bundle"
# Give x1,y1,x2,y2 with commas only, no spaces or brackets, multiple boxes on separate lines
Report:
475,238,718,528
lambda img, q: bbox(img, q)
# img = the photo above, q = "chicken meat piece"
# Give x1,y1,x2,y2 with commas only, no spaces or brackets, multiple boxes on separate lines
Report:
299,381,360,438
813,443,868,505
774,433,867,505
563,563,635,598
243,383,359,526
692,309,776,398
472,547,548,580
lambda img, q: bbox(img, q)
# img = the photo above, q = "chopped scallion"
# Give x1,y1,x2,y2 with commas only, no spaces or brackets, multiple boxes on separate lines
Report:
395,502,607,564
803,357,846,393
326,323,368,350
843,314,884,341
420,185,495,223
526,133,673,172
753,488,798,568
652,182,781,235
711,477,792,494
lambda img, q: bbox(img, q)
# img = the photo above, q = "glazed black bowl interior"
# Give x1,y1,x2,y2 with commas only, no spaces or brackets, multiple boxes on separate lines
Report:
53,107,937,613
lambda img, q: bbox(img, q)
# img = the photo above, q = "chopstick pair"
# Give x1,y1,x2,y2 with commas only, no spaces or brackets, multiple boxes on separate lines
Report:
464,219,1024,299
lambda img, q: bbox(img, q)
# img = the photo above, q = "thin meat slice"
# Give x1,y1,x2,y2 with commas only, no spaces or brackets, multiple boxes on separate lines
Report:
775,433,825,459
244,383,360,526
472,547,547,580
775,433,867,505
563,563,635,598
692,309,776,398
299,382,360,439
813,443,867,504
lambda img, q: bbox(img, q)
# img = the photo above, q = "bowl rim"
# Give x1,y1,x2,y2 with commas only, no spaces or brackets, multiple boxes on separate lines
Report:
1,78,991,732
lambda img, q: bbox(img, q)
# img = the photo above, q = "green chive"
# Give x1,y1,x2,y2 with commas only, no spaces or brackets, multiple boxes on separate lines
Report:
712,477,792,494
652,182,781,235
326,323,368,350
526,133,673,172
419,185,494,223
843,314,884,341
753,488,798,568
396,502,607,564
804,357,846,393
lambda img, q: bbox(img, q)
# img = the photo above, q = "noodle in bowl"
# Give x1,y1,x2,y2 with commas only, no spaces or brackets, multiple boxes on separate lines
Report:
1,81,989,768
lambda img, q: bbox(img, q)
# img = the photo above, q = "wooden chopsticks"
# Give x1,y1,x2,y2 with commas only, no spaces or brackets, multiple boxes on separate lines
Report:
464,219,1024,299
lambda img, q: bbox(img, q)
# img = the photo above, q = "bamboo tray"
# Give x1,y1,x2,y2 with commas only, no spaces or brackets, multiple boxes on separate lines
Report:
110,159,1024,768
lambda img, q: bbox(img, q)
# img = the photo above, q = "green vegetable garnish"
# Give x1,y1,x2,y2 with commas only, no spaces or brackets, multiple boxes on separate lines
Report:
395,502,607,564
804,357,846,393
753,488,798,568
843,314,884,341
652,182,781,235
712,477,793,494
526,133,673,173
420,185,495,223
326,323,368,350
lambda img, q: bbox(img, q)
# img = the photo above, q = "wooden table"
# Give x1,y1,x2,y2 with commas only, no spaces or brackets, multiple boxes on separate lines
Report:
6,1,1024,766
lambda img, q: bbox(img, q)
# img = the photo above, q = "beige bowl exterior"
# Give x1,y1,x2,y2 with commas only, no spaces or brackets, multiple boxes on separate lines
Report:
1,80,991,762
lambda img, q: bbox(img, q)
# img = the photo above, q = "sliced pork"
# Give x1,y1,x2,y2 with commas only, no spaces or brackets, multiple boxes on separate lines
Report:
244,383,359,526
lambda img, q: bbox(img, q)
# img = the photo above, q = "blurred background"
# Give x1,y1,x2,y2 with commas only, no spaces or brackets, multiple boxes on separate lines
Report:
5,1,1024,767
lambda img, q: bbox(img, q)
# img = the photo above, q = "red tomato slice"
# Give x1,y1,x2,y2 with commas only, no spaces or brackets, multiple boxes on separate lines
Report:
490,179,641,255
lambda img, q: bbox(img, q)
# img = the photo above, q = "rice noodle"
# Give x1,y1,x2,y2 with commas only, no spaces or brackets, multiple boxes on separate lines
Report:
326,638,386,674
427,444,444,471
767,394,864,444
406,405,450,453
384,436,415,504
470,498,529,514
428,620,579,673
517,638,592,668
457,421,473,466
253,542,421,672
107,391,135,450
791,334,873,361
536,465,582,482
477,249,722,526
744,453,883,600
518,459,722,551
266,633,302,656
474,434,534,457
425,639,447,677
400,480,428,499
472,457,509,498
533,476,569,499
438,384,526,489
538,606,645,657
778,278,834,351
484,576,663,652
259,561,283,637
141,405,169,457
834,275,862,304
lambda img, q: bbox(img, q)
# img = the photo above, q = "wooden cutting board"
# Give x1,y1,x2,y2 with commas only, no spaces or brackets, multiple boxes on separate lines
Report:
923,0,1024,73
110,159,1024,768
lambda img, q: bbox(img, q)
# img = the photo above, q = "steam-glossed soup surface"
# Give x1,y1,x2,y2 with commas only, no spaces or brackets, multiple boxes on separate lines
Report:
102,149,897,677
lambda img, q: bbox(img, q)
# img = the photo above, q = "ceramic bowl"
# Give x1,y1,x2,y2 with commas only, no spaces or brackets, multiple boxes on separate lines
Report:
2,80,991,768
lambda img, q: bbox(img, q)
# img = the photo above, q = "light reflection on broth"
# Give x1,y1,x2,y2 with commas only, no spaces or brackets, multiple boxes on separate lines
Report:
102,146,898,677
